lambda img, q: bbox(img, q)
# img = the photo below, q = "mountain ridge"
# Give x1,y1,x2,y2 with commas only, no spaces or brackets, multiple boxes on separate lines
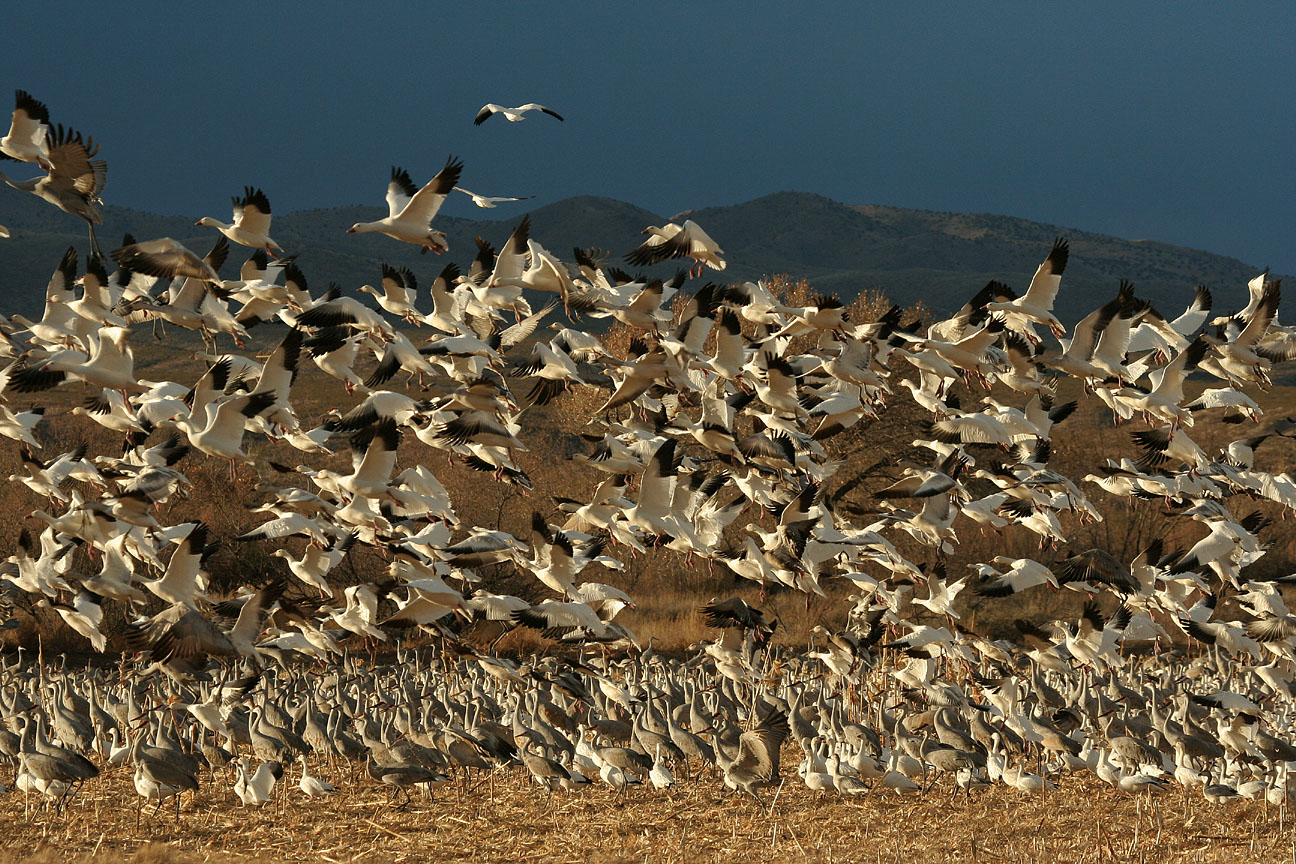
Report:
0,188,1276,320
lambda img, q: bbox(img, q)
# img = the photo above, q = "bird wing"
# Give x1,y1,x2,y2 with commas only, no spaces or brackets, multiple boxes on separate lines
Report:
518,103,564,121
386,166,418,218
232,187,272,235
396,156,463,224
1021,237,1068,309
625,224,683,267
732,707,788,781
474,104,504,125
253,328,302,400
1234,280,1280,349
489,216,531,284
113,238,217,282
5,90,49,153
45,124,106,198
636,439,678,521
230,580,285,645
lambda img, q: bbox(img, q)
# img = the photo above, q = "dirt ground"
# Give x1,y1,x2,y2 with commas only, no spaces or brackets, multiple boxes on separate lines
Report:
2,760,1294,864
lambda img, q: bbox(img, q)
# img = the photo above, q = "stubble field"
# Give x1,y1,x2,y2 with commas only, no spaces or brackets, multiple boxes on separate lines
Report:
3,759,1293,864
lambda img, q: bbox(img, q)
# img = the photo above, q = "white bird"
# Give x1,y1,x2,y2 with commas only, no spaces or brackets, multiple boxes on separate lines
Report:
297,756,337,798
196,187,282,255
347,159,463,254
234,759,281,807
0,90,51,168
453,186,534,208
626,220,725,278
474,103,564,125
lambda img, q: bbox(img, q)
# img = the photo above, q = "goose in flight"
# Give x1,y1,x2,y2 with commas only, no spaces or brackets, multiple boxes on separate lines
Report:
453,186,533,208
987,237,1069,340
474,103,564,125
196,187,283,255
0,124,106,255
347,158,463,254
0,90,51,168
626,220,725,278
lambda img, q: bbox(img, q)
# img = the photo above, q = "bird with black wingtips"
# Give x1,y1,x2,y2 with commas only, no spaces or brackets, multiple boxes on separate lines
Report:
347,158,463,254
0,89,51,168
474,103,564,125
197,186,282,255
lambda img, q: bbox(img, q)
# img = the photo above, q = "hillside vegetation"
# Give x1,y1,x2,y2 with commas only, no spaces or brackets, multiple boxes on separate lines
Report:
0,190,1277,320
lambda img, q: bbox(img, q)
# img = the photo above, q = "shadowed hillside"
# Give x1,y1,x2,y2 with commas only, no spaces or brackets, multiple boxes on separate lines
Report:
0,189,1277,319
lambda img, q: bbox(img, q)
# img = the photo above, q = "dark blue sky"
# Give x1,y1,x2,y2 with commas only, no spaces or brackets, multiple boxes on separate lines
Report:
5,2,1294,271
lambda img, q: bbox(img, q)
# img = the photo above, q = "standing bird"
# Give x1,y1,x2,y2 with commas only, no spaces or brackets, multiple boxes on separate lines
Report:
196,187,283,255
347,158,463,254
0,124,106,255
474,103,564,125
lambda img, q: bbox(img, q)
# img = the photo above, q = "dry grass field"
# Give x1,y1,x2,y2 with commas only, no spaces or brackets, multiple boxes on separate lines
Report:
2,761,1293,864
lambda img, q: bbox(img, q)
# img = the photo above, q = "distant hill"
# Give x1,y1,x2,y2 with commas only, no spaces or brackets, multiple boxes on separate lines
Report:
0,188,1277,320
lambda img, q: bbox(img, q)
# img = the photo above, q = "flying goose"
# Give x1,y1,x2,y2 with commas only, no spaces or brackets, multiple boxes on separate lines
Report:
987,237,1069,339
347,158,463,254
196,186,282,255
474,103,564,124
626,220,725,278
453,186,534,208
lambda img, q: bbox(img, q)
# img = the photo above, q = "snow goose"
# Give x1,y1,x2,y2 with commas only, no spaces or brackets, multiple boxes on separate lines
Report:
453,185,533,208
1040,285,1134,381
297,756,337,798
323,584,387,642
293,292,393,340
303,325,366,393
196,186,282,254
987,237,1069,340
0,123,106,254
49,590,107,651
272,531,355,596
347,158,463,254
1116,337,1209,426
9,325,147,394
358,264,422,323
7,247,79,347
234,758,282,807
474,103,564,124
0,90,51,168
247,327,303,434
142,523,215,607
1207,277,1280,386
1128,285,1212,355
527,511,606,598
0,404,44,447
340,419,401,500
176,390,276,479
626,220,725,278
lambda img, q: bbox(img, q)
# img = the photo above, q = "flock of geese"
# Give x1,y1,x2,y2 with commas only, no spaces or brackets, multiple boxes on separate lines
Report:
2,88,1296,827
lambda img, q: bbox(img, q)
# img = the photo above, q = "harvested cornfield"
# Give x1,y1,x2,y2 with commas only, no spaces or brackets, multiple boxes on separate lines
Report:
3,766,1291,864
